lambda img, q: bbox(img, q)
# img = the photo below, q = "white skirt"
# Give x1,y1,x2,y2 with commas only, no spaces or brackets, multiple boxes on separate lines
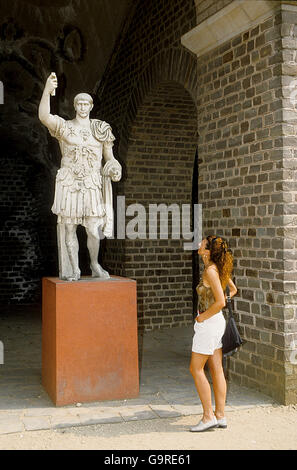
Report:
192,311,226,355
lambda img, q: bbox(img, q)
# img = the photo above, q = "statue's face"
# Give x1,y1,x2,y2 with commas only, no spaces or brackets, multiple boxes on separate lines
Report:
74,99,93,118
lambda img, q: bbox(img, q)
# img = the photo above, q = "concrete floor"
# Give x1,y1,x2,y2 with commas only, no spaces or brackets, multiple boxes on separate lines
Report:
0,305,275,435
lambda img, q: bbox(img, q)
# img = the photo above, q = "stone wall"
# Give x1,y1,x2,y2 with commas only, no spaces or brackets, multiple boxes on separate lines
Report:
195,2,297,404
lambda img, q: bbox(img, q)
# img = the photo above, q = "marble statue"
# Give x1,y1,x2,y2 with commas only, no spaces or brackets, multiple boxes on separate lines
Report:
38,72,121,281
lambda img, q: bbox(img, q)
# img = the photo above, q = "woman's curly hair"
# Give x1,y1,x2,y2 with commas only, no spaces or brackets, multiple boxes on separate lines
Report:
206,235,233,290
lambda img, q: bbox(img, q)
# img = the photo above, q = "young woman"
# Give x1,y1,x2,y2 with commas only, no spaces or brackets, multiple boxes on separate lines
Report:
189,235,237,432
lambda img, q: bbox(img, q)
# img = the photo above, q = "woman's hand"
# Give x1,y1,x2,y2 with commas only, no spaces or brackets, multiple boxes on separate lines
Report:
195,314,204,323
227,277,237,298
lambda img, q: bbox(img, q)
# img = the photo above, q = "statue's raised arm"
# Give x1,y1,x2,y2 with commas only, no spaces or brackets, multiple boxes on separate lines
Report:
38,72,58,133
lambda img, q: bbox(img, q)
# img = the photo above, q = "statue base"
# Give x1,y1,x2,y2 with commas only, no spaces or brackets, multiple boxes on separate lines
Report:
42,276,139,406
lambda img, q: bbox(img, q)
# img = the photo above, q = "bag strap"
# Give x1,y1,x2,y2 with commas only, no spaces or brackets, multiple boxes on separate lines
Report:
225,285,233,318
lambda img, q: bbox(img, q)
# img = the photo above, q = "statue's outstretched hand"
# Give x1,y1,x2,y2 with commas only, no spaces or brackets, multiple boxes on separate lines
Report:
45,72,58,96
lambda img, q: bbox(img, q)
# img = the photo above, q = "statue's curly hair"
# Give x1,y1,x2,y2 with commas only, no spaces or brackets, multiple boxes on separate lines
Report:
206,235,233,290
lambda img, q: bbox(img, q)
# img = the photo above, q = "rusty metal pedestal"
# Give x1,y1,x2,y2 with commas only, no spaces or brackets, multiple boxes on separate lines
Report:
42,276,139,406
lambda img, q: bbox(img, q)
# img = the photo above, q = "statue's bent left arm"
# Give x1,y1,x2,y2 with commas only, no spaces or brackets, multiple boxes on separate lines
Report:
102,142,122,182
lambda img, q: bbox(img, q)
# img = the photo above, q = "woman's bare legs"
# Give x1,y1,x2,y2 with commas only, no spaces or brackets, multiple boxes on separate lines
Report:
207,348,227,420
189,352,215,422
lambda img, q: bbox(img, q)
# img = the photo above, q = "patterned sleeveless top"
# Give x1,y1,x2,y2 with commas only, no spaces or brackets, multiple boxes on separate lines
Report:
196,279,215,313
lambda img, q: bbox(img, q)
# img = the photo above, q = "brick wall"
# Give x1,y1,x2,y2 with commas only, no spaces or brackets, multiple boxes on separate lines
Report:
0,154,56,304
196,5,297,404
194,0,233,24
96,0,197,150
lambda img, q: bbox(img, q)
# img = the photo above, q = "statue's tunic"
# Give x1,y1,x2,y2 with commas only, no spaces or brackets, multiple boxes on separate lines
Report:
49,117,116,229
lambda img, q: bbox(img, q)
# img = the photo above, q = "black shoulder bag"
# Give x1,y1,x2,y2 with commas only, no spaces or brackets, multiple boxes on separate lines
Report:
222,286,243,355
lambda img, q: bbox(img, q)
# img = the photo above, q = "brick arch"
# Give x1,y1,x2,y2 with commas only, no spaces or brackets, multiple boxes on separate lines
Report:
119,47,198,157
117,79,197,330
101,46,198,330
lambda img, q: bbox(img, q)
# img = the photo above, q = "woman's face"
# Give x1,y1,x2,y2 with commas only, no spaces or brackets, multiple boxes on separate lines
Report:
198,238,209,256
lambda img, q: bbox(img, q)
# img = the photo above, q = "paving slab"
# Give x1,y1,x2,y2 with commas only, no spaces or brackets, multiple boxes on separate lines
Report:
0,415,24,435
77,411,123,426
149,404,182,418
23,416,51,432
120,407,158,422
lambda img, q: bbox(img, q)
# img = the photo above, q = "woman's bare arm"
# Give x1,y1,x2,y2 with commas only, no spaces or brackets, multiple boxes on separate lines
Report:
226,277,237,298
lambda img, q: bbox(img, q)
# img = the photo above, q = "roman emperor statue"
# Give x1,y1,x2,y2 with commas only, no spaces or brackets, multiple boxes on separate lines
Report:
38,73,121,281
